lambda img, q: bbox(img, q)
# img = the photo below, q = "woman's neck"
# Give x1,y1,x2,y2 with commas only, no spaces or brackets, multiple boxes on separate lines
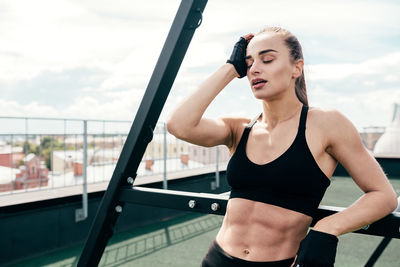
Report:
260,98,303,129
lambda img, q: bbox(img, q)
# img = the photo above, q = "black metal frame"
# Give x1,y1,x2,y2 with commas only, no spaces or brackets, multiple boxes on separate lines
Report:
77,1,207,265
118,187,400,239
77,0,400,266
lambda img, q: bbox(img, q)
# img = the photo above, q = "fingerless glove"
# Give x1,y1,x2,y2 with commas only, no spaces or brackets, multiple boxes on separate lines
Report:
227,37,248,78
294,229,339,267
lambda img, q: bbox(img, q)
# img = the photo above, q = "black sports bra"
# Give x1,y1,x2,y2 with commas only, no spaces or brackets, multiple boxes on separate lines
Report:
226,105,331,217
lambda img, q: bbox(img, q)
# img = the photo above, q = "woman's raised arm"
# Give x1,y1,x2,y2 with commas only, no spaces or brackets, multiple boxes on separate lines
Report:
167,34,254,148
166,63,240,148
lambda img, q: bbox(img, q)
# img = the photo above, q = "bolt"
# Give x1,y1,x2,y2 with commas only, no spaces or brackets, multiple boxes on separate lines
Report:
127,177,134,184
115,205,122,213
211,202,220,212
188,200,197,209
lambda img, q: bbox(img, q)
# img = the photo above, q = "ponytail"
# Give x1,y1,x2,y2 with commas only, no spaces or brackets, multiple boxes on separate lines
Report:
295,69,308,106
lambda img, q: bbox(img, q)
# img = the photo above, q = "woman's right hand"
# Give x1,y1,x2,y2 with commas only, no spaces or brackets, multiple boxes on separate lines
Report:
226,33,254,78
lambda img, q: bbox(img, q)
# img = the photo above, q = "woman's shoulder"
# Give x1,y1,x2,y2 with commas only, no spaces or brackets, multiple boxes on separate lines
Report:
220,115,254,130
219,115,254,152
307,106,358,140
308,106,348,126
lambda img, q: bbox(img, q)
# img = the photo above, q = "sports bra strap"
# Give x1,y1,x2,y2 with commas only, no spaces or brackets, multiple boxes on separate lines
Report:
299,105,309,129
247,113,262,128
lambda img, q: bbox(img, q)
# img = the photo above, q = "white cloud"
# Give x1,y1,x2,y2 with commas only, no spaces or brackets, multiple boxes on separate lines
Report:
0,0,179,84
0,0,399,130
0,99,59,117
202,0,400,35
309,86,400,129
307,52,400,82
0,88,144,121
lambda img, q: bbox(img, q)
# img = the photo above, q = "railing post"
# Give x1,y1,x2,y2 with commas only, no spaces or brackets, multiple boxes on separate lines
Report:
76,120,88,222
163,123,168,189
215,146,220,188
24,118,28,190
51,135,54,188
63,119,66,187
39,135,42,188
10,134,14,193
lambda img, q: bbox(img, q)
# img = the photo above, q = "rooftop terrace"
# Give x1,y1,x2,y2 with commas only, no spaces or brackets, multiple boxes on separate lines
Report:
7,176,400,267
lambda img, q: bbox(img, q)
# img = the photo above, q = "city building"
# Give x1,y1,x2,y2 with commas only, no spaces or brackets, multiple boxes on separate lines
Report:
0,153,49,192
374,103,400,157
0,145,25,168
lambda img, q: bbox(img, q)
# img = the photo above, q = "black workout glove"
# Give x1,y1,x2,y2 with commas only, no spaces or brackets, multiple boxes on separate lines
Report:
227,37,248,78
293,229,339,267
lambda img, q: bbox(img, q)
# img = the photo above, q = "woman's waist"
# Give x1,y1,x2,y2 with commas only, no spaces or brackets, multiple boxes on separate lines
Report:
215,198,311,260
212,237,296,264
217,217,307,248
215,224,300,262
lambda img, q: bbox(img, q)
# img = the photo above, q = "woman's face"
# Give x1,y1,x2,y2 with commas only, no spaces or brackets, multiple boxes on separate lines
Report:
245,33,300,101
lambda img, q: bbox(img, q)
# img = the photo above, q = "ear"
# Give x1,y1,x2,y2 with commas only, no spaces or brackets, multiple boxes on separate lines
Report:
292,59,304,79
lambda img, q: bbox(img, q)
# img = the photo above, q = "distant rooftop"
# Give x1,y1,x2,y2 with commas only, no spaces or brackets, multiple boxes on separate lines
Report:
374,102,400,157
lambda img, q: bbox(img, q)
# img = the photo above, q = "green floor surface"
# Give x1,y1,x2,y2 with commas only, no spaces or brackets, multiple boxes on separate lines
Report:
8,177,400,267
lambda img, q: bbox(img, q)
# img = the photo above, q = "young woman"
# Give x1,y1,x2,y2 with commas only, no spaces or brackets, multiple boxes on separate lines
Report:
166,27,398,267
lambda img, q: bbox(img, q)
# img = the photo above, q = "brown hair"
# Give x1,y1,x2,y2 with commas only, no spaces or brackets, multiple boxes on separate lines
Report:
256,27,308,106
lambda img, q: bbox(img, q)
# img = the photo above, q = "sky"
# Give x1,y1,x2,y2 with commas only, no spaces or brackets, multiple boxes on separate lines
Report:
0,0,399,131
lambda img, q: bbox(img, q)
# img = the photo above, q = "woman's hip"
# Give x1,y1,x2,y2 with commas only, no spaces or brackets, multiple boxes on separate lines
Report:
201,239,295,267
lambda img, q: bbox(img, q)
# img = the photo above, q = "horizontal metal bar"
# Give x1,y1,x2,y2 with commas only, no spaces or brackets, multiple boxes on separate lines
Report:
0,133,129,136
119,187,400,239
118,186,228,215
0,116,132,123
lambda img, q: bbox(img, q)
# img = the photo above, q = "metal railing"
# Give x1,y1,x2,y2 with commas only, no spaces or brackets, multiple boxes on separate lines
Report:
0,116,230,196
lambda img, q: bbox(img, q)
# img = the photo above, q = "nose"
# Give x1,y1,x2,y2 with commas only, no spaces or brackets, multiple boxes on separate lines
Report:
249,59,261,75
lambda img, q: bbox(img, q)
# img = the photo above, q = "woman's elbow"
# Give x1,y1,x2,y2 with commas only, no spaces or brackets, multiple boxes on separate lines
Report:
389,193,399,213
166,116,185,139
166,117,177,136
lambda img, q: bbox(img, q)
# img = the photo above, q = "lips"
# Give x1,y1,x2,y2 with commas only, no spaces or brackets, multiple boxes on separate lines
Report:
251,78,267,89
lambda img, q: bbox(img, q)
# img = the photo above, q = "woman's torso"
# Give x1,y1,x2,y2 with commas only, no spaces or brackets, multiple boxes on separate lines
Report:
215,106,337,261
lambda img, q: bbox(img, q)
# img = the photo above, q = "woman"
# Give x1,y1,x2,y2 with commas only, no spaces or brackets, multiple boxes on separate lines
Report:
166,27,398,267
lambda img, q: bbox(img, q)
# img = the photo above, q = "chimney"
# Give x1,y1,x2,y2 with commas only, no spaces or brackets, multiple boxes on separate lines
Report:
73,162,83,176
145,159,154,171
180,153,189,165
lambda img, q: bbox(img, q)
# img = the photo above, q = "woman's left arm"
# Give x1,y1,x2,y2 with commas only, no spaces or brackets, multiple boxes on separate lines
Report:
313,110,398,237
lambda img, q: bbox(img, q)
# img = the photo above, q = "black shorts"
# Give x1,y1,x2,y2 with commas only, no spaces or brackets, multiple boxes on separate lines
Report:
201,240,296,267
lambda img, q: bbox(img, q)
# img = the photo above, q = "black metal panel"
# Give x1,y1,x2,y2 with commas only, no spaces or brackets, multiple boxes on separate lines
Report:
77,1,207,266
119,187,400,239
118,186,228,216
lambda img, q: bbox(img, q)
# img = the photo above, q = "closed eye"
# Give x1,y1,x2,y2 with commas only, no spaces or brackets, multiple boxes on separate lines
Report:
247,60,273,69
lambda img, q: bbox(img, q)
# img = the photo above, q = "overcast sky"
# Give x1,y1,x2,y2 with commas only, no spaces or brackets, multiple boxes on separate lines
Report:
0,0,399,130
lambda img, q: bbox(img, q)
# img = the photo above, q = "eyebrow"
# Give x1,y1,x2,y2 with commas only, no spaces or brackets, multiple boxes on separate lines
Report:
245,49,278,60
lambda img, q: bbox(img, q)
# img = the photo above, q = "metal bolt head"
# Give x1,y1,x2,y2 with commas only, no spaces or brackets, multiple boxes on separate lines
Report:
188,200,197,209
127,177,134,184
211,202,220,211
115,205,122,213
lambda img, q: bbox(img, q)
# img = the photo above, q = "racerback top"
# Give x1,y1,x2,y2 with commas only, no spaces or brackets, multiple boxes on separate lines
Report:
226,105,331,217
